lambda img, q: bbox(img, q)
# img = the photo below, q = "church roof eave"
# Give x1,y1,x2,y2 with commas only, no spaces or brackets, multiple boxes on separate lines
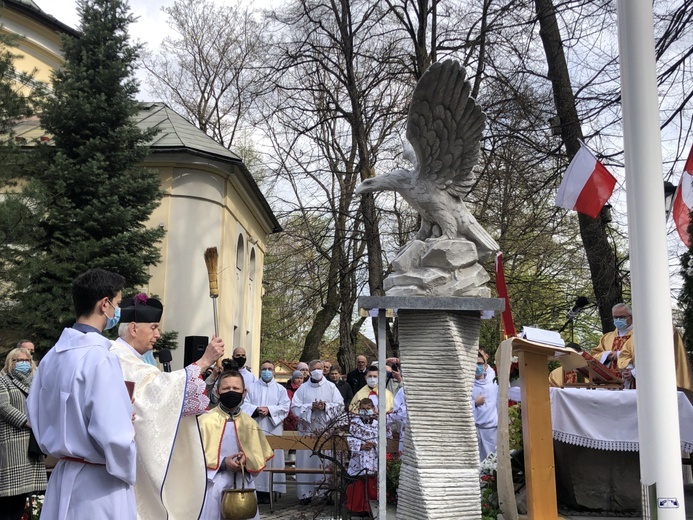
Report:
4,0,80,38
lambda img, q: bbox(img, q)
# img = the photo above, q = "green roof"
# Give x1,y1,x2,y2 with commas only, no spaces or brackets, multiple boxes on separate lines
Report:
136,103,243,162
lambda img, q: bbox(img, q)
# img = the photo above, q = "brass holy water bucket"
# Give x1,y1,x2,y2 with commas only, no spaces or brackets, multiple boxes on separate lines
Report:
221,464,257,520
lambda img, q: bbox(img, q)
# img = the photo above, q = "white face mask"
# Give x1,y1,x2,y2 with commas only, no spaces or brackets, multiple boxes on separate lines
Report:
366,376,378,388
310,369,323,381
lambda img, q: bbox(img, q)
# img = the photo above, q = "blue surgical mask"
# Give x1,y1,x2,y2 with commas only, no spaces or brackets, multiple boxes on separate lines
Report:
15,361,31,374
104,300,121,330
613,318,629,331
475,364,485,377
359,409,374,416
261,369,273,382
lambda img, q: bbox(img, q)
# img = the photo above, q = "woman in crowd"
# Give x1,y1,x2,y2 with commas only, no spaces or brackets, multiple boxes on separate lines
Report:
283,370,304,432
0,348,46,520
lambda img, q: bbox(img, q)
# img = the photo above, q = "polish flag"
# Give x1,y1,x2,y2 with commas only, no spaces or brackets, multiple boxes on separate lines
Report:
555,143,617,219
672,145,693,247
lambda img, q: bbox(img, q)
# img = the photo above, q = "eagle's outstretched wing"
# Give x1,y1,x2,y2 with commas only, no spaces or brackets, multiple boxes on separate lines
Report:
406,60,486,198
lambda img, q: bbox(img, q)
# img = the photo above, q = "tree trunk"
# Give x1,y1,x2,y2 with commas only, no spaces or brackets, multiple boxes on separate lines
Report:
535,0,622,332
300,303,338,362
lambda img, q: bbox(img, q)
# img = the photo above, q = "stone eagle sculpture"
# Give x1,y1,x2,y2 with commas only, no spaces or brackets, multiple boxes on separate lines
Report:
355,60,499,261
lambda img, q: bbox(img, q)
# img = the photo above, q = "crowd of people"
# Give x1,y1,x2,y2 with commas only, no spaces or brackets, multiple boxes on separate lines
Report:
0,268,411,520
4,266,682,520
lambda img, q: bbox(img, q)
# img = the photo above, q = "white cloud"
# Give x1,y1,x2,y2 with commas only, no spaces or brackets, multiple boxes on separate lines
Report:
34,1,175,48
32,0,277,100
34,0,177,100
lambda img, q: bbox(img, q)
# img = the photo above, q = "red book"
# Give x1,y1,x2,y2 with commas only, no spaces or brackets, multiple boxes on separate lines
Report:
575,351,623,384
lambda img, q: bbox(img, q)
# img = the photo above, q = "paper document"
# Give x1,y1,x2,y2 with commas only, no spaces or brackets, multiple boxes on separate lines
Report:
520,326,565,347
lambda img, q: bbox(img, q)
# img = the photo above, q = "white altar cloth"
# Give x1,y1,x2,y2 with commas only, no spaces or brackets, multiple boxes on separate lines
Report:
507,387,693,452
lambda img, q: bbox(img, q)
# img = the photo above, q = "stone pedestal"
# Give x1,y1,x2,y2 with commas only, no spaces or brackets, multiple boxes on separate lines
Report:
358,296,504,520
398,310,482,519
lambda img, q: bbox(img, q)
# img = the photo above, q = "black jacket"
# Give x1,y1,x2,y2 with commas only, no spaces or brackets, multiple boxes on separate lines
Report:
346,368,367,394
333,378,354,407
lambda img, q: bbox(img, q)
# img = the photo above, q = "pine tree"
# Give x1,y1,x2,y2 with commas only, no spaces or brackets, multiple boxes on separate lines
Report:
0,14,44,337
12,0,164,349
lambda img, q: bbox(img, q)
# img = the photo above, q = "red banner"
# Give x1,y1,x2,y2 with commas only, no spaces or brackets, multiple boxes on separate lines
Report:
495,252,517,338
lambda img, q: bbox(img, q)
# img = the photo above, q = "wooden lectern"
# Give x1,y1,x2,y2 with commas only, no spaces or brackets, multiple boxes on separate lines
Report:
500,337,585,520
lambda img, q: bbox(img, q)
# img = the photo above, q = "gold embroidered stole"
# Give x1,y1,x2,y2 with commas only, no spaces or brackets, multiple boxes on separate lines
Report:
609,334,631,370
199,407,274,473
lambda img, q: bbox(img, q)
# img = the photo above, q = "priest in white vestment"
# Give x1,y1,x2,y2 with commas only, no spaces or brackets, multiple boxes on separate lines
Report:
242,360,291,503
290,359,344,502
199,371,274,520
109,294,225,520
27,269,137,520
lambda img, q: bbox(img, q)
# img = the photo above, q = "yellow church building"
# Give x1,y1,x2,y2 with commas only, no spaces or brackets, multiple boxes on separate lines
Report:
1,0,280,373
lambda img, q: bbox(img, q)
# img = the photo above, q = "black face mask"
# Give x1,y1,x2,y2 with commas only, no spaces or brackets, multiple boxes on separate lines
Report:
219,390,244,410
234,356,246,368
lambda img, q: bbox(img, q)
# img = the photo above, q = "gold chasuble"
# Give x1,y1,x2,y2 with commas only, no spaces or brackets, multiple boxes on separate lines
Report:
199,407,274,473
590,330,633,370
548,366,588,388
617,326,693,399
110,340,207,520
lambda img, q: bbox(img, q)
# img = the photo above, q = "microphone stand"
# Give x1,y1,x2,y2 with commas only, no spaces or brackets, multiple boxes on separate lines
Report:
558,318,572,333
558,318,576,343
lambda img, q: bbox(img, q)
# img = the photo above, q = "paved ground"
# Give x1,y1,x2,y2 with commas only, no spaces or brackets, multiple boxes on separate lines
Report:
258,480,693,519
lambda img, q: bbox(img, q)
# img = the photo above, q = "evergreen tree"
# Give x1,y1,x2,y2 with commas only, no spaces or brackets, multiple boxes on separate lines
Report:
11,0,164,349
0,12,44,343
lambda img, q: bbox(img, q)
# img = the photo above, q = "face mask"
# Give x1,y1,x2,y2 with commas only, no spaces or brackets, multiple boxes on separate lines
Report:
104,301,121,330
310,369,323,381
475,365,485,377
359,409,375,416
366,376,378,388
234,356,246,368
613,318,629,331
260,369,273,382
15,361,31,374
219,390,244,410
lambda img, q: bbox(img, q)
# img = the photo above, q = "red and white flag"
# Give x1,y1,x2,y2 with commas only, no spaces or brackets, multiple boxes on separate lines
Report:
555,143,617,219
672,145,693,247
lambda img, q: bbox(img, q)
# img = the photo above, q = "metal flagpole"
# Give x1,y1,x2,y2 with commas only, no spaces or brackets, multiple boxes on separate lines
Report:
378,308,388,520
616,1,685,518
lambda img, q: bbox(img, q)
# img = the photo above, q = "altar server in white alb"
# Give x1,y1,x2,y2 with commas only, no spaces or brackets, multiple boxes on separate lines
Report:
472,351,498,462
242,360,291,504
199,371,274,520
27,269,137,520
290,359,344,503
110,294,225,519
